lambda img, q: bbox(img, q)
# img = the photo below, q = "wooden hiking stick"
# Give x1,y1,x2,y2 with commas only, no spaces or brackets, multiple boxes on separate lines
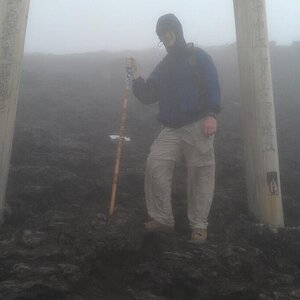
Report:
108,59,133,216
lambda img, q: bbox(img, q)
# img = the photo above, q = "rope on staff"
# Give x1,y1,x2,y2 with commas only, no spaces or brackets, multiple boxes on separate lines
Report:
108,58,133,216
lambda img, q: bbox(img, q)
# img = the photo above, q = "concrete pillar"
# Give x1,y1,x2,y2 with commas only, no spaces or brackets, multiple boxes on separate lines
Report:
233,0,284,228
0,0,30,223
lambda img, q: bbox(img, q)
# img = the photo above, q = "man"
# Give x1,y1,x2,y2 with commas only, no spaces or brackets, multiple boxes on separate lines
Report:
131,14,220,242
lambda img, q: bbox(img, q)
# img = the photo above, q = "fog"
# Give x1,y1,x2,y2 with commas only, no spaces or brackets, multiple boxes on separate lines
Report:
24,0,300,54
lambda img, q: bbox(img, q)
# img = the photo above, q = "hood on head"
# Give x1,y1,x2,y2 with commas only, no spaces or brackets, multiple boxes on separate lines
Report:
156,13,186,49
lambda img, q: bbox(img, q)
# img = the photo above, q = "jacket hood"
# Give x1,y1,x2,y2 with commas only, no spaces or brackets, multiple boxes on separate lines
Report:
156,14,186,51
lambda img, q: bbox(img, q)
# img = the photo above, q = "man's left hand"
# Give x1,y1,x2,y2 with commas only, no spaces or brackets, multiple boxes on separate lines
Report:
202,116,217,138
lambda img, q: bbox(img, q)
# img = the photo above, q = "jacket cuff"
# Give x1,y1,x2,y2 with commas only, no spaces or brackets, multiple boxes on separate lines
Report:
205,111,218,119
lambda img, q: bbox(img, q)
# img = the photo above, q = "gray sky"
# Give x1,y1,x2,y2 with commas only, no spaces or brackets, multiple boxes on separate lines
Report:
24,0,300,54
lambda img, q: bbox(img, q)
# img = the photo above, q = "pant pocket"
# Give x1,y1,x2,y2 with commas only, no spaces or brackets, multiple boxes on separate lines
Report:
192,121,214,154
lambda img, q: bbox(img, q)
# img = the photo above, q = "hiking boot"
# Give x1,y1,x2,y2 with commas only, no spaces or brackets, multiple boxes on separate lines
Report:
144,220,174,234
190,228,207,243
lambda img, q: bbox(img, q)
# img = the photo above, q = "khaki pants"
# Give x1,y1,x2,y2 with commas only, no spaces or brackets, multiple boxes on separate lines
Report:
145,119,215,229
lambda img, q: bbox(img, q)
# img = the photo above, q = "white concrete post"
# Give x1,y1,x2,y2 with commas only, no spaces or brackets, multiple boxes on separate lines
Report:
233,0,284,228
0,0,30,223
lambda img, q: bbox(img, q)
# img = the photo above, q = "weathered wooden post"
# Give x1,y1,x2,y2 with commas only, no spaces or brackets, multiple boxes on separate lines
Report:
233,0,284,228
0,0,30,223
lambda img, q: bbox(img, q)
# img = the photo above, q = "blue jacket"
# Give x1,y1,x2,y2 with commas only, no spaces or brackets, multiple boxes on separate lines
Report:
132,46,220,128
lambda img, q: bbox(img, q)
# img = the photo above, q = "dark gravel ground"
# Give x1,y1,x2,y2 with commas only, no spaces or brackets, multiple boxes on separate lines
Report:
0,45,299,299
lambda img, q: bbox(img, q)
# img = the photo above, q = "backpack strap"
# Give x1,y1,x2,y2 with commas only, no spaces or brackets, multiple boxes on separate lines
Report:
186,43,208,109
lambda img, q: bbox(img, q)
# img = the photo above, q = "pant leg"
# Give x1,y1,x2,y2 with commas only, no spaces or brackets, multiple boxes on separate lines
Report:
179,119,216,229
187,165,215,229
145,127,181,227
145,159,175,226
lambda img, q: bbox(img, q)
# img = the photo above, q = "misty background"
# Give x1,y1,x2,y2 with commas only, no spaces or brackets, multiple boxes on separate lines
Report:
1,1,299,297
24,0,300,54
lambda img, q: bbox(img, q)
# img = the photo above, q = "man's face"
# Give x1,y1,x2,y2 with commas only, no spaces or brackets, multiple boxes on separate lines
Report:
159,30,176,48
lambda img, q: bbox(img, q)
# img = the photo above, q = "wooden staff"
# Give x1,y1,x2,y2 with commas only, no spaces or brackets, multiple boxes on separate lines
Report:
108,60,133,216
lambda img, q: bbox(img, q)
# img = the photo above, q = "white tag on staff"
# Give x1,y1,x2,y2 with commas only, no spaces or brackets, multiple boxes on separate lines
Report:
109,135,131,142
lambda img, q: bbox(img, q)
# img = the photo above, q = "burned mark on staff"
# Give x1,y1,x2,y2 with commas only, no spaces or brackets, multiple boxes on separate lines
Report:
267,171,279,196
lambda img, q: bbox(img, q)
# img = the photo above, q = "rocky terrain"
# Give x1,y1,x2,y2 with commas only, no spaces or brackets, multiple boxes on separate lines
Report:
0,43,299,299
